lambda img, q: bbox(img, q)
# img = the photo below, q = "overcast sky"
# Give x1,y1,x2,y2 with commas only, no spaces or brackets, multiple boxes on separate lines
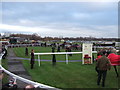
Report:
0,1,118,38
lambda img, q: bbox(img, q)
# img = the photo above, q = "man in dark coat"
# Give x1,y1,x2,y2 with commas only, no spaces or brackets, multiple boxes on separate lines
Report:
96,51,111,87
25,47,28,56
65,47,72,56
57,46,60,52
68,47,72,56
52,47,56,66
30,49,35,69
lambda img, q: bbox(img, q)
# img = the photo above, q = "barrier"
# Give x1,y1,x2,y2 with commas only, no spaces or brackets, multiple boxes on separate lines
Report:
34,51,97,66
0,50,59,89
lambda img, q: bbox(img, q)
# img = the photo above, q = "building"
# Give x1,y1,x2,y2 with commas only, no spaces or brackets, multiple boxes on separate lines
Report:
9,37,27,44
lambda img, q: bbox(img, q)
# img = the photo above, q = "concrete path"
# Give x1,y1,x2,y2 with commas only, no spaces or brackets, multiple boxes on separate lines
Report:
7,48,32,89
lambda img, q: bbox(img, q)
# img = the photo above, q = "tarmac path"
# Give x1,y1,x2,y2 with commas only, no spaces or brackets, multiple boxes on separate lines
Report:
6,48,32,89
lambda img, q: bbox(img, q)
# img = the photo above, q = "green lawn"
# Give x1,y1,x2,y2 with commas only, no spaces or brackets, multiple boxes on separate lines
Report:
12,47,119,89
13,47,97,61
13,47,83,61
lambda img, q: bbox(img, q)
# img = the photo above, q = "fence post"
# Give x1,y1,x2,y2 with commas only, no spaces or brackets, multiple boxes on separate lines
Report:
38,55,40,66
66,54,68,64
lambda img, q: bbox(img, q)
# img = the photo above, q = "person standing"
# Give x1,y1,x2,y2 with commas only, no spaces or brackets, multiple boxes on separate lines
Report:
30,49,35,69
25,47,28,56
57,46,60,52
52,47,56,66
68,47,72,56
96,51,111,87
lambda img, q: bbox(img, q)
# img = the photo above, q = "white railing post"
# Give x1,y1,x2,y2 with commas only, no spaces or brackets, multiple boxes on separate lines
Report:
38,55,40,67
66,53,68,64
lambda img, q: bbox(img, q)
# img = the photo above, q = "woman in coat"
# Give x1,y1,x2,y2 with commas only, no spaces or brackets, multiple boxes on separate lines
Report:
30,49,35,69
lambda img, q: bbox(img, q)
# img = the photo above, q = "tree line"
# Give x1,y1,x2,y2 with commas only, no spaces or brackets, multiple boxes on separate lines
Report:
8,33,119,42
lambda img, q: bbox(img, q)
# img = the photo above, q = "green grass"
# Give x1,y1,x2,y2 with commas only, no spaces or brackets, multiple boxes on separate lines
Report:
13,47,97,61
22,60,119,88
13,47,82,60
12,47,119,88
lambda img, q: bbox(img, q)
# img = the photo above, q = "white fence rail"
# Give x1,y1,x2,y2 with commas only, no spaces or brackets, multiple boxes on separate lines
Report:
0,51,59,89
34,51,97,66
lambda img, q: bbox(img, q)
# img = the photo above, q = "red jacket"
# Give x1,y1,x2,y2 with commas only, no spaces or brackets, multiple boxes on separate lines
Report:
96,55,102,61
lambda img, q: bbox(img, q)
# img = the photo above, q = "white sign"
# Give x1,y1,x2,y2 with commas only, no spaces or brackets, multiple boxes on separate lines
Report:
82,43,93,64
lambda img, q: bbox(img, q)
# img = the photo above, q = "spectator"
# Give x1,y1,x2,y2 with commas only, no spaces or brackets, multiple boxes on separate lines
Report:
24,84,41,90
57,46,60,52
65,47,69,52
66,47,72,56
30,49,35,69
52,47,56,66
25,47,28,56
96,51,111,87
2,79,18,90
24,85,34,90
68,47,72,56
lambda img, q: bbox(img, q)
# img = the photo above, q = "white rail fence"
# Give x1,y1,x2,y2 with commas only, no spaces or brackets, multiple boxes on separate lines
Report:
0,51,59,89
34,51,97,66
